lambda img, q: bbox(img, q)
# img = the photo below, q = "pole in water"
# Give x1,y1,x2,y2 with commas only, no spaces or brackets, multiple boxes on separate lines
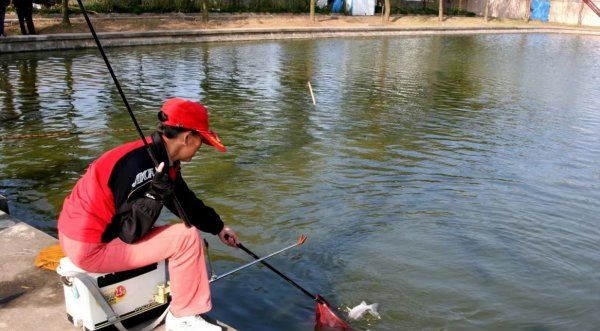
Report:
308,81,316,105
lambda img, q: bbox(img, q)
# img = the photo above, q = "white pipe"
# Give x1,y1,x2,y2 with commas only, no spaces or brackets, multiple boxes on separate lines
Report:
209,241,302,283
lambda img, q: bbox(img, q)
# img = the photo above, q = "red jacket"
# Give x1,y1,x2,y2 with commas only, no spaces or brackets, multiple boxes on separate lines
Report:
58,132,224,243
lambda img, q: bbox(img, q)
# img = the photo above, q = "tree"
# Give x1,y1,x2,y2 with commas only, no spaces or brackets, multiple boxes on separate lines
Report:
577,0,585,26
62,0,70,26
525,0,531,22
483,0,489,21
310,0,315,22
438,0,443,21
201,0,209,23
382,0,391,22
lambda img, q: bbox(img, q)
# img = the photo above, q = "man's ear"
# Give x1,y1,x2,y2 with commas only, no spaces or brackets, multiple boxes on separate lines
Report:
182,131,191,145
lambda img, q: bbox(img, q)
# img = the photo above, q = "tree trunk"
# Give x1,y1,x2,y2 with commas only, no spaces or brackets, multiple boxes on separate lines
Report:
61,0,71,26
383,0,391,22
202,0,209,23
310,0,315,22
577,0,585,26
483,0,489,21
438,0,443,21
525,0,531,22
459,0,463,11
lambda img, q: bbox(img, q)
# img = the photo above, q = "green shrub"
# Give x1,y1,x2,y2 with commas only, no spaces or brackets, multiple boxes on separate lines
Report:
394,6,438,15
86,0,113,12
448,8,476,16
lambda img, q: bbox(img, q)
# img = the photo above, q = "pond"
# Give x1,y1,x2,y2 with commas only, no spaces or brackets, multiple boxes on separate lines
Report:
1,34,599,330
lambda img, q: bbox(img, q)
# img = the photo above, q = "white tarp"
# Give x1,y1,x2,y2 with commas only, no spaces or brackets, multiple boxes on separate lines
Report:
347,0,376,16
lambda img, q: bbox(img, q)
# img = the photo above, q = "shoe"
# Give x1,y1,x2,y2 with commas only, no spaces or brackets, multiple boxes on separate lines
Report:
166,310,221,331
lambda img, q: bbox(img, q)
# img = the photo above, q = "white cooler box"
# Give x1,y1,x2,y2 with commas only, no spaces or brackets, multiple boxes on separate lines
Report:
57,257,170,330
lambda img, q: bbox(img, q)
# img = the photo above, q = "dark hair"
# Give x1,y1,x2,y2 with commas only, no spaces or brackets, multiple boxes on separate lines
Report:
157,111,199,139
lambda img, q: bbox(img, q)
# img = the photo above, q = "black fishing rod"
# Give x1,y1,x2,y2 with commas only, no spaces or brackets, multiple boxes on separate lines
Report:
209,235,307,283
224,234,318,301
74,0,191,227
237,238,317,301
225,235,314,300
226,234,350,328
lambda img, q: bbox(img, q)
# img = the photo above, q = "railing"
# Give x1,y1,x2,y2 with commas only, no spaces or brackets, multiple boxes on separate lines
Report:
583,0,600,17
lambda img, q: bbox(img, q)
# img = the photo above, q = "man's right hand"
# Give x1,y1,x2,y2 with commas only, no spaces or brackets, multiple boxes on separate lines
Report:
146,162,173,201
218,226,239,248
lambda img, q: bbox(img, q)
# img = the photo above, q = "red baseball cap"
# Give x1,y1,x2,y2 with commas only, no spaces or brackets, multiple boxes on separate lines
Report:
160,98,226,152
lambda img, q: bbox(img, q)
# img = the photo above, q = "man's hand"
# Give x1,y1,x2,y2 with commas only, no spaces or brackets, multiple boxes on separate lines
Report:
146,162,173,201
218,226,239,248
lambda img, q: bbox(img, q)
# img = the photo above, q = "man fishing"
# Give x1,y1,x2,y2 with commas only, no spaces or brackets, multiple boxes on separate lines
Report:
58,97,238,331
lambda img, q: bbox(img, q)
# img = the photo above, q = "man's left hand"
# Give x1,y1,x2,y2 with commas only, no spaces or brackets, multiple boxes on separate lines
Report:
218,226,239,248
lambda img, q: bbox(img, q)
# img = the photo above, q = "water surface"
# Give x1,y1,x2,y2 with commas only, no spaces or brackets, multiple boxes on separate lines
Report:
1,34,599,330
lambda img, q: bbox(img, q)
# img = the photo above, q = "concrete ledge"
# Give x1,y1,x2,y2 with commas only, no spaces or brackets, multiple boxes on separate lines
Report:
0,211,16,230
0,195,8,215
0,222,71,330
1,26,599,53
0,220,235,330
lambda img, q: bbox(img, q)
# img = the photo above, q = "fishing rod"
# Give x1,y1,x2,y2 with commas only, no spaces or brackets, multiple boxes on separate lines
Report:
230,234,315,300
225,234,350,329
74,0,191,227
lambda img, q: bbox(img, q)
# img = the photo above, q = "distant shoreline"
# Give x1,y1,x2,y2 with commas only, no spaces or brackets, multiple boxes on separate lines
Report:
1,14,599,54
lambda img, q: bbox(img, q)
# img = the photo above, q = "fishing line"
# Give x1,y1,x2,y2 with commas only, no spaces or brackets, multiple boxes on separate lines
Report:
0,128,151,141
74,0,192,227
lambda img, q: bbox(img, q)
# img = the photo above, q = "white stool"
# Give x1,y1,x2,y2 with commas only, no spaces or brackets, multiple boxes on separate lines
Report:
57,257,170,330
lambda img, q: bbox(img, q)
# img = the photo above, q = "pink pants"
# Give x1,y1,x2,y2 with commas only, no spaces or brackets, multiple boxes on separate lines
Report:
59,224,211,317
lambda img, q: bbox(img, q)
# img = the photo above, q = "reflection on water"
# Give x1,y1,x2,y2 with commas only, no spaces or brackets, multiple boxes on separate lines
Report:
1,34,600,330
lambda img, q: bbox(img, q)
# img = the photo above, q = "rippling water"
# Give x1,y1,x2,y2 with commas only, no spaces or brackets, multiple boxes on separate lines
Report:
1,34,599,330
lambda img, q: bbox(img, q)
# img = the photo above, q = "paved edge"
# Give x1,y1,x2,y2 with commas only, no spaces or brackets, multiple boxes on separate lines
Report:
1,25,599,53
0,221,236,330
0,221,73,331
0,194,8,215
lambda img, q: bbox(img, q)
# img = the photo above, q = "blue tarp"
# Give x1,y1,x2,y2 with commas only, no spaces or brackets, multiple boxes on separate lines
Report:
531,0,550,22
332,0,344,13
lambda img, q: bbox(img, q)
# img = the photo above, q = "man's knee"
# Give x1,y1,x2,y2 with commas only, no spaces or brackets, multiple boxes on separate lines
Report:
170,223,201,248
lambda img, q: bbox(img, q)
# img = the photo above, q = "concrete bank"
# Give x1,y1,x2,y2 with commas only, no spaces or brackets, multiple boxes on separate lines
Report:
2,25,599,54
0,215,234,330
0,219,72,330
